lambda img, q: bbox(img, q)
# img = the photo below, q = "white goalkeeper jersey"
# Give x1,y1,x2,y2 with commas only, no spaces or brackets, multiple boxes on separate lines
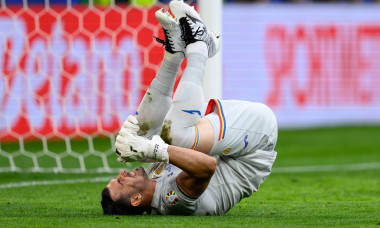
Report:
148,147,276,215
148,100,278,215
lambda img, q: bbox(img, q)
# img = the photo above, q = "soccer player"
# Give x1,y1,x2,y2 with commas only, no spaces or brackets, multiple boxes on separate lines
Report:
101,0,278,216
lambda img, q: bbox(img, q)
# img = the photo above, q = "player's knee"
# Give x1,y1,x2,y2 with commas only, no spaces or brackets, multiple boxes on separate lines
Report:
169,125,194,148
160,121,194,148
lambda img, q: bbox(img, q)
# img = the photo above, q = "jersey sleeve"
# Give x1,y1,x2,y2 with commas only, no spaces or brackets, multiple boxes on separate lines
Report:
155,175,199,215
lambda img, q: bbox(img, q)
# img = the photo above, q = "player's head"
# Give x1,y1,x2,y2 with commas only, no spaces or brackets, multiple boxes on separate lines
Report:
101,167,149,215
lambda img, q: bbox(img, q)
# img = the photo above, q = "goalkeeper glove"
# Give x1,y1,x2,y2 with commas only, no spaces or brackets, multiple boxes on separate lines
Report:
115,129,169,163
122,115,140,134
116,115,155,163
116,115,140,162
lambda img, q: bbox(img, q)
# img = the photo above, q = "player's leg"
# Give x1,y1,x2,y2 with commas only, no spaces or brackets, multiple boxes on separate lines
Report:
135,9,185,139
160,0,220,149
159,44,205,148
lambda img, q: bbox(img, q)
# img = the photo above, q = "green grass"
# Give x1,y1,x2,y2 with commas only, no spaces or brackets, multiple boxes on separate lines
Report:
0,126,379,227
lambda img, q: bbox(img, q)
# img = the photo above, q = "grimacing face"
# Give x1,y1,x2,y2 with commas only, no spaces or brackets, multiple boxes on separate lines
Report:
106,167,149,203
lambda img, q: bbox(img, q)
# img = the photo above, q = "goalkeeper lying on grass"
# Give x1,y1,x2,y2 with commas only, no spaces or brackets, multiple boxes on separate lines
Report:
101,0,278,216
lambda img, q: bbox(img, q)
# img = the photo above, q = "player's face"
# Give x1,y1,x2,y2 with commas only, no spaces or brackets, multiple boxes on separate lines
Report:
106,167,148,202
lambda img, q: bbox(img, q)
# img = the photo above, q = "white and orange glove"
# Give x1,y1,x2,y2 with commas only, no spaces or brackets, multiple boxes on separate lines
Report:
116,129,169,163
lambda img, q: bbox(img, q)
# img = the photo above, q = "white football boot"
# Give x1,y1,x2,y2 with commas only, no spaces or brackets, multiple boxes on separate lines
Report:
155,8,186,56
169,0,220,58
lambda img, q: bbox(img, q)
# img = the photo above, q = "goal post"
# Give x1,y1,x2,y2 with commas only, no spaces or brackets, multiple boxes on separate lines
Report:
198,0,223,101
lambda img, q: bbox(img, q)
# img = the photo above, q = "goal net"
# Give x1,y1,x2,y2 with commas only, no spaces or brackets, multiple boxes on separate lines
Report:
0,0,197,173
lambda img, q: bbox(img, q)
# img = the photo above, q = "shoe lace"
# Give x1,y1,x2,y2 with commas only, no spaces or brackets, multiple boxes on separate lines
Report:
154,27,177,50
154,36,166,48
154,28,178,54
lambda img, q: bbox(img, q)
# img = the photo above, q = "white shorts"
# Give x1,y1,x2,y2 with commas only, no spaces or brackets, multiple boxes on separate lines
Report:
204,99,278,157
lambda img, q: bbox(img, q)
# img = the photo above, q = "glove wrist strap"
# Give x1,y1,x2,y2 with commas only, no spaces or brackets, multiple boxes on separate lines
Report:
149,142,169,163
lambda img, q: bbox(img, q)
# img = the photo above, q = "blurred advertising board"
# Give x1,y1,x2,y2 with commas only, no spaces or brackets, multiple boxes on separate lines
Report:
0,6,171,139
223,5,380,128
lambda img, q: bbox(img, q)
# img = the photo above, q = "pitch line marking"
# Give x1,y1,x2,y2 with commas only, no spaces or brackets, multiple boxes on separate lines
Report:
273,162,380,173
0,176,115,189
0,162,379,189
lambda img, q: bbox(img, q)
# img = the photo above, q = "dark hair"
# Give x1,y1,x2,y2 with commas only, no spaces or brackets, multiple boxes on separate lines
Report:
101,187,145,215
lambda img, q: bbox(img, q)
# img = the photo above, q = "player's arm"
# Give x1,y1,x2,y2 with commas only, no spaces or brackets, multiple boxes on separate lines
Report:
115,128,216,196
167,145,216,197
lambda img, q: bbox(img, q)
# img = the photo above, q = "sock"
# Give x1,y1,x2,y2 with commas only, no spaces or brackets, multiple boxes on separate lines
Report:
150,51,184,96
186,41,208,59
135,51,184,139
181,52,207,86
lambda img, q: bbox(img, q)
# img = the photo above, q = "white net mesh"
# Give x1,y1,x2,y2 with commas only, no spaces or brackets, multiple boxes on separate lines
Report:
0,1,192,173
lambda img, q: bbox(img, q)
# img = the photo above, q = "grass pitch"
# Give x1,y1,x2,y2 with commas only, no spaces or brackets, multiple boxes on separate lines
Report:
0,126,379,227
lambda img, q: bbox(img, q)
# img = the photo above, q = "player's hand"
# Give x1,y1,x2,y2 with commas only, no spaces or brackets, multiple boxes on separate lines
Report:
115,129,169,163
122,115,140,134
115,128,147,162
115,115,143,162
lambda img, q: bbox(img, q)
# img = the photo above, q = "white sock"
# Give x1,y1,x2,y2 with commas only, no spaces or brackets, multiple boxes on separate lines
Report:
186,41,208,59
135,51,184,138
181,52,207,87
150,51,184,96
